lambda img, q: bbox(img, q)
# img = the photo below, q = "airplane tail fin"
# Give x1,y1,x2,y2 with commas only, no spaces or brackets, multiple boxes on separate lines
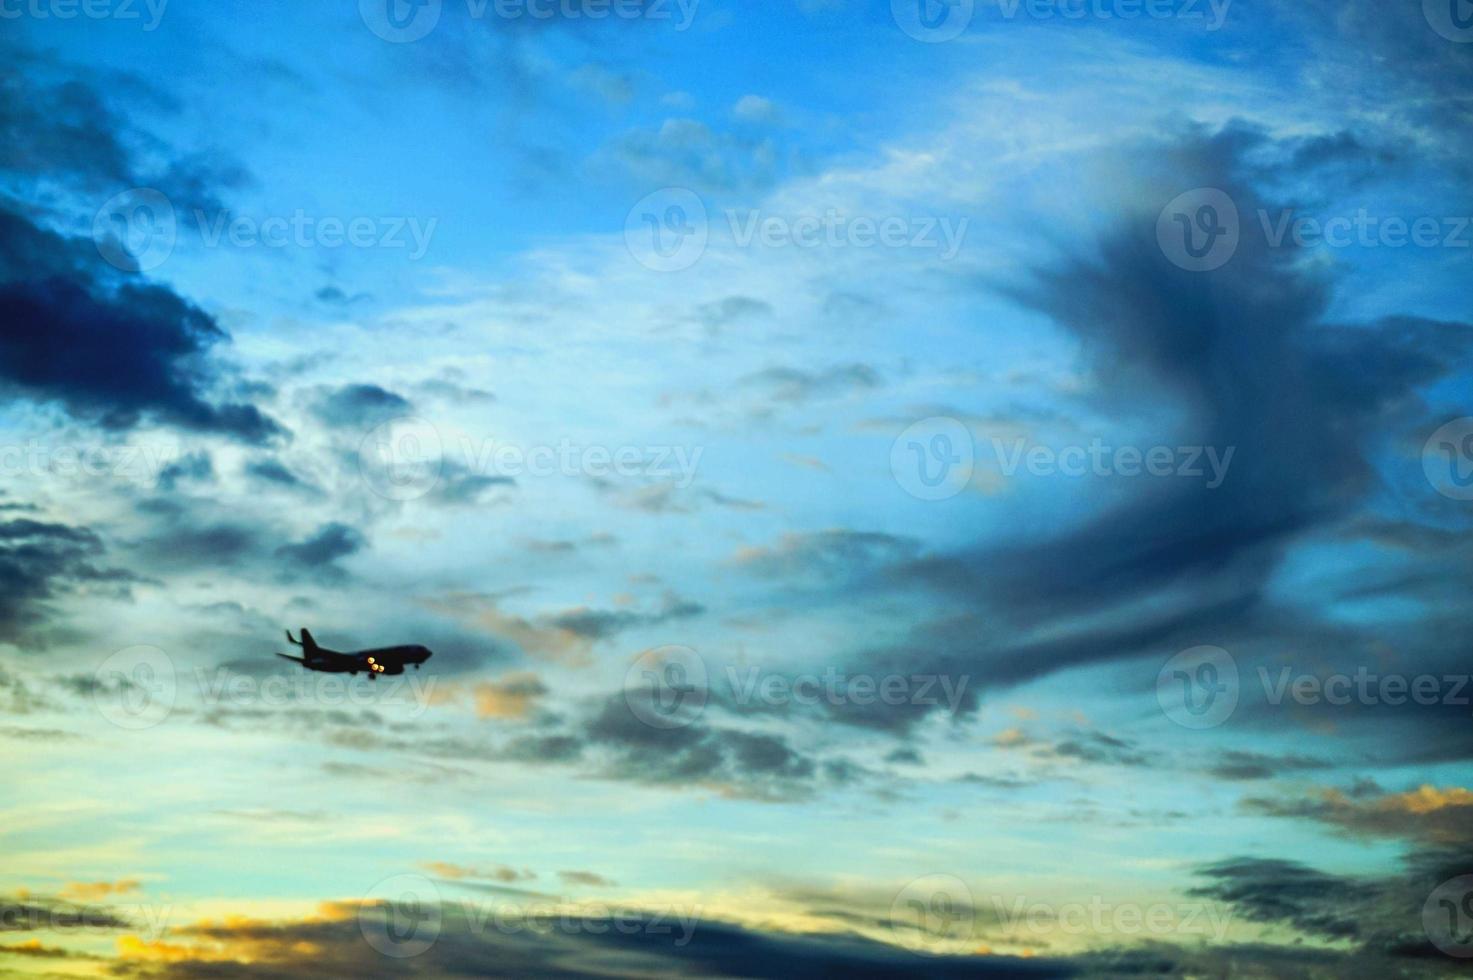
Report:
299,628,320,655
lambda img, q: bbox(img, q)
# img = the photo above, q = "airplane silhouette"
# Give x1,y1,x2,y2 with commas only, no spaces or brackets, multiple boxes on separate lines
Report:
276,629,432,679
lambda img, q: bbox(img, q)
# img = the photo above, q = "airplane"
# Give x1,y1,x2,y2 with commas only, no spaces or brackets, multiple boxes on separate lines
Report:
275,629,432,679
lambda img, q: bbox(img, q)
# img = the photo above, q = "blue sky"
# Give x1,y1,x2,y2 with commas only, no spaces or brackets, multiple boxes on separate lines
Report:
2,1,1473,976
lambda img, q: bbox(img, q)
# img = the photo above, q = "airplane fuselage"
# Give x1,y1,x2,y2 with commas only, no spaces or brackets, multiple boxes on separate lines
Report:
277,630,432,679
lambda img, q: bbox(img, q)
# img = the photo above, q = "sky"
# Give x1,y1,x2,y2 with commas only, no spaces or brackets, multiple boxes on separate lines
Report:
2,0,1473,976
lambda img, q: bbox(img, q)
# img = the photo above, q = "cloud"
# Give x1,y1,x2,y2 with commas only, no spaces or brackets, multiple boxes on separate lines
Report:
60,879,141,902
0,208,284,443
308,383,413,429
470,672,548,720
1206,750,1330,782
157,452,216,492
740,364,883,404
1188,857,1376,941
0,518,140,644
558,870,616,888
0,47,250,208
109,901,1070,978
244,458,321,495
274,523,367,580
424,592,703,663
734,530,919,583
421,862,536,884
1244,784,1473,846
0,938,90,958
829,120,1473,718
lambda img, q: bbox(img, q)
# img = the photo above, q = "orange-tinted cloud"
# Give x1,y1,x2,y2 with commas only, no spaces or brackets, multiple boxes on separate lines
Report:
60,878,141,901
472,672,548,720
421,861,536,883
0,938,86,958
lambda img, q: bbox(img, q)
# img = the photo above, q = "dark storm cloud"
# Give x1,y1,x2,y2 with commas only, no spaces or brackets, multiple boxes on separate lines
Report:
581,694,821,801
309,383,413,428
812,121,1473,728
0,45,251,210
1206,750,1330,781
1286,0,1473,161
244,459,321,495
544,594,704,641
1044,731,1150,768
157,452,216,492
1189,857,1378,941
0,518,141,644
112,903,1074,980
127,506,368,586
1183,849,1473,966
0,894,131,932
1242,784,1473,847
0,208,284,443
275,523,366,576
